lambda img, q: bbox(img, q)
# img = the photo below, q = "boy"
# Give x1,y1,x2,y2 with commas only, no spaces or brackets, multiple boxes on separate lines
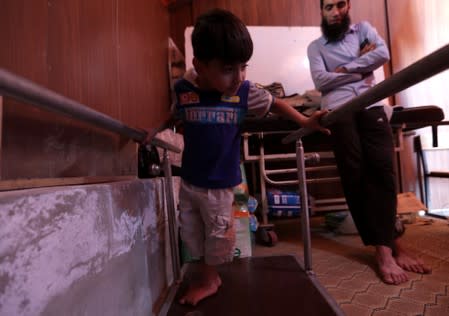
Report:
175,8,329,306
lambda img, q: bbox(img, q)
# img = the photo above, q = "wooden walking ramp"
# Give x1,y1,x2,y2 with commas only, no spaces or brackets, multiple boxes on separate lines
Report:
164,255,344,316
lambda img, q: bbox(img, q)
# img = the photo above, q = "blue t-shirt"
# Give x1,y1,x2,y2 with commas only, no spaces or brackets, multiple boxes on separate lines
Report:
174,70,273,189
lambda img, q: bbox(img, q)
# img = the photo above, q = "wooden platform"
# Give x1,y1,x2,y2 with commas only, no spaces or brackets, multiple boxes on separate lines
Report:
166,255,343,316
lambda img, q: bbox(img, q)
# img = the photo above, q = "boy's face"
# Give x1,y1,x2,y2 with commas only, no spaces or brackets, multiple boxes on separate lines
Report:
194,59,248,96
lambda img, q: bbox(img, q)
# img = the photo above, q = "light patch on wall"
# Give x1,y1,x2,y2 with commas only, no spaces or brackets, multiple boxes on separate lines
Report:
302,57,311,70
111,211,142,257
185,26,386,96
0,188,110,316
141,179,167,255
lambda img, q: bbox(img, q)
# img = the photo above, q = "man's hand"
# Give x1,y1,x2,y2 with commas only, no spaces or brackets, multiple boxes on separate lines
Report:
334,42,377,74
303,110,331,135
360,43,376,56
335,66,348,73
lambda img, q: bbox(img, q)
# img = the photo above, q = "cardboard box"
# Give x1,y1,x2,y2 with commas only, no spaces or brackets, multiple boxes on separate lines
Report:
267,189,302,218
267,190,300,206
397,192,427,214
268,205,301,218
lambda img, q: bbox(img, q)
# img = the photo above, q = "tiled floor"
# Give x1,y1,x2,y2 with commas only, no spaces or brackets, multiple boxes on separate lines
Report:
253,216,449,316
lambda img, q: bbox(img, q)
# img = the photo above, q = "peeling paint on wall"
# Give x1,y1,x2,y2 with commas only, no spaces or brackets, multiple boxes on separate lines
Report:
111,211,142,257
0,179,168,316
0,188,111,315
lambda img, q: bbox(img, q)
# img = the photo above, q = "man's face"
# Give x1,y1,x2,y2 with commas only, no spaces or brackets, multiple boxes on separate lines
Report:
321,0,350,25
320,0,351,41
195,59,248,96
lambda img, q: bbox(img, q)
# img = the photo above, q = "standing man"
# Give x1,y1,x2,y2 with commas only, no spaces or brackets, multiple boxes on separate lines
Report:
307,0,431,285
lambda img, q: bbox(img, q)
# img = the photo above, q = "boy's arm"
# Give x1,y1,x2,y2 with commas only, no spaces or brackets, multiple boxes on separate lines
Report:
270,98,330,135
308,43,363,93
246,83,329,134
140,110,180,145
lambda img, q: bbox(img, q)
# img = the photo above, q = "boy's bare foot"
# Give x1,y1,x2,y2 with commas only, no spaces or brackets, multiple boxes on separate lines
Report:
393,240,432,274
179,265,222,306
376,245,409,285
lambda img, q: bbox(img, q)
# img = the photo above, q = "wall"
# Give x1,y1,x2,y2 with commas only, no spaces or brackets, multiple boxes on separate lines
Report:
0,2,180,315
387,0,449,148
0,178,179,316
0,0,172,181
170,0,389,61
387,0,449,210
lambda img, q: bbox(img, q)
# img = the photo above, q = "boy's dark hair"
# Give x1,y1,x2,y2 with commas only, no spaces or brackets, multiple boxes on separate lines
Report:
191,9,253,64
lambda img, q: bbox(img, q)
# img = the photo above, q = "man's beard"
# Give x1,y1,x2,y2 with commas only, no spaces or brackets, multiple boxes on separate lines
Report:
321,14,351,42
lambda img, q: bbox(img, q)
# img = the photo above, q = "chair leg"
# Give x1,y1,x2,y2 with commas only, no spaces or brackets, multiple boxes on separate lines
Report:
413,136,429,208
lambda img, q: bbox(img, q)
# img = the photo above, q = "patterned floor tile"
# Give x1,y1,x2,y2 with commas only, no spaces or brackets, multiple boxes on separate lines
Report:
253,217,449,315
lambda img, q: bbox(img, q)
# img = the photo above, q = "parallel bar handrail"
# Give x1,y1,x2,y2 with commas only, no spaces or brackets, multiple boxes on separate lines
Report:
283,43,449,144
0,68,180,153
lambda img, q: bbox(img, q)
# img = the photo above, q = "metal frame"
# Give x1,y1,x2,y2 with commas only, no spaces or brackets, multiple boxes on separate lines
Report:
242,131,346,224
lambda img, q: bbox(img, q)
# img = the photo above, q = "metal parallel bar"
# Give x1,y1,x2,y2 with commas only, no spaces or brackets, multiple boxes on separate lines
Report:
265,169,298,175
262,177,341,186
0,68,180,153
283,43,449,144
296,138,313,272
243,132,336,162
162,149,181,283
245,152,331,162
257,133,270,226
265,165,337,175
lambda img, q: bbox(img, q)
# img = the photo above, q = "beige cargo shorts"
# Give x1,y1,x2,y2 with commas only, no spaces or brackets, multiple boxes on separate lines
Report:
178,180,235,265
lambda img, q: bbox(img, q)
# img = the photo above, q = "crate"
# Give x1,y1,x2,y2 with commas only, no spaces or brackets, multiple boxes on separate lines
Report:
267,189,302,218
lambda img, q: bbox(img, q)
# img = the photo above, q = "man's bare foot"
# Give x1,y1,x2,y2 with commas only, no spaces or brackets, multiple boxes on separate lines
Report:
394,240,432,274
179,265,222,306
376,245,409,285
